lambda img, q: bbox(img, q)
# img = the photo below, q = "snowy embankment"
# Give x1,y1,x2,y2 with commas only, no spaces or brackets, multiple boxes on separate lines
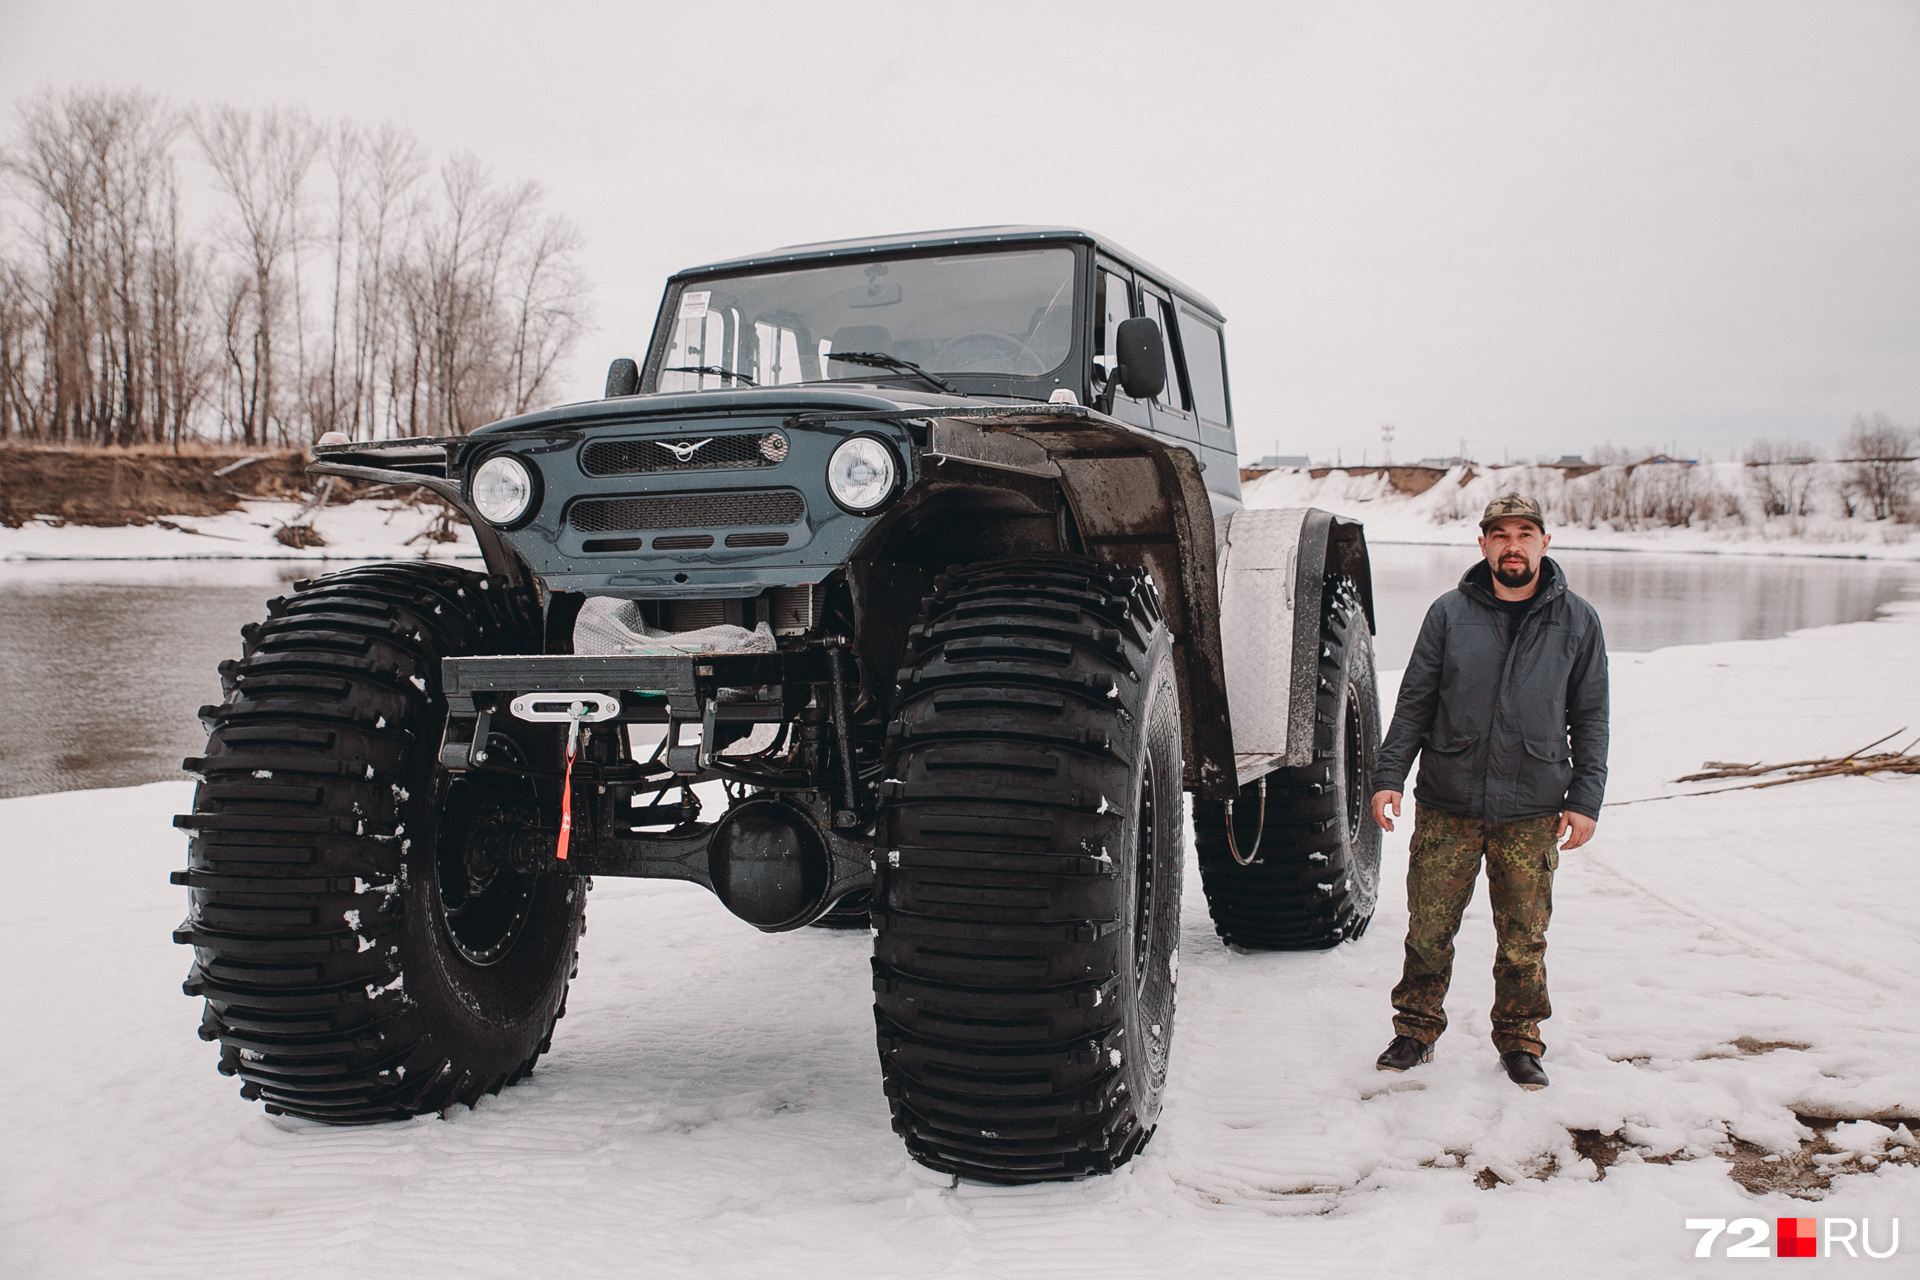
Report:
2,610,1915,1278
1247,464,1920,560
0,497,479,562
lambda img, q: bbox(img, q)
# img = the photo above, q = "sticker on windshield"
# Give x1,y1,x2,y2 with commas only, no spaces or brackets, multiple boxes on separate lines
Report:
678,290,711,321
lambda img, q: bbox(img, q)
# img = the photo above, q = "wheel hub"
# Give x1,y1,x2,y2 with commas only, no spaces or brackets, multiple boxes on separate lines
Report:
434,760,539,966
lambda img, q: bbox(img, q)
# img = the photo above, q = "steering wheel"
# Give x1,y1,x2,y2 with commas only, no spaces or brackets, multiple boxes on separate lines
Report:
934,331,1049,376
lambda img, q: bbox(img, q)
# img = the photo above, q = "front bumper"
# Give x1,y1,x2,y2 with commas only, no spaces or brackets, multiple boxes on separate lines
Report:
437,650,824,774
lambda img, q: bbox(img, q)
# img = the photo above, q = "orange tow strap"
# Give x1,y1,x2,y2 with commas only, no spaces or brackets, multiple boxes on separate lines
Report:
556,717,580,861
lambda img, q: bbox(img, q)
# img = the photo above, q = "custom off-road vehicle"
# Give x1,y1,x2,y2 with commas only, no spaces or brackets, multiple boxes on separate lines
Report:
175,226,1380,1182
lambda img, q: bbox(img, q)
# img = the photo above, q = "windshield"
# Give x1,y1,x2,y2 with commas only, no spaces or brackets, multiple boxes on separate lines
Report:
656,247,1076,393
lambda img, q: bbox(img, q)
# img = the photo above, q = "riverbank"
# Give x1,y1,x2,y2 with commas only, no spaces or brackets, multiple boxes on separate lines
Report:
0,495,478,562
1247,464,1920,560
0,444,316,527
2,603,1913,1278
0,443,475,562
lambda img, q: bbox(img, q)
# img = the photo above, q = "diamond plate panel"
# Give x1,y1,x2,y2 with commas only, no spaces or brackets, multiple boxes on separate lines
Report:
1216,507,1311,757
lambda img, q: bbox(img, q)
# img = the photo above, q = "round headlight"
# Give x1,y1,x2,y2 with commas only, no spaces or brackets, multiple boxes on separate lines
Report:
826,436,898,512
471,454,536,525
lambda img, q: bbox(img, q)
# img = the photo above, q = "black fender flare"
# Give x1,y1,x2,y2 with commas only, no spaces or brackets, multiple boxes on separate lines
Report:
1283,509,1376,767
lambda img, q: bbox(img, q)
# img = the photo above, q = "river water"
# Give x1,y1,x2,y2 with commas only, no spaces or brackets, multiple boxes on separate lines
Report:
3,547,1916,799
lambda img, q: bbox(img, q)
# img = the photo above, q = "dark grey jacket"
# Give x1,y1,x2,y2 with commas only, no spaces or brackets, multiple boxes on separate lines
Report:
1373,556,1609,823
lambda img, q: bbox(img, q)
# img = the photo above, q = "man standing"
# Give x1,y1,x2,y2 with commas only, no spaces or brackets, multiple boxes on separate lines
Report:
1369,494,1608,1090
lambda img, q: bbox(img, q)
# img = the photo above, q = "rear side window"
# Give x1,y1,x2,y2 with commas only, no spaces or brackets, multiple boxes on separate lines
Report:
1177,308,1230,428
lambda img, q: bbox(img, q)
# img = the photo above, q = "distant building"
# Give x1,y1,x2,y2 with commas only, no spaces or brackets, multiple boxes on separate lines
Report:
1253,455,1311,469
1538,454,1602,479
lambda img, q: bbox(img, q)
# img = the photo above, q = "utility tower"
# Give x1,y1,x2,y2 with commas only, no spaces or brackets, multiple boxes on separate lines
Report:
1380,424,1395,466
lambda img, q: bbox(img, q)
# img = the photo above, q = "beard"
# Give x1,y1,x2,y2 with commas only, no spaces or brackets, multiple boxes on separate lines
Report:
1493,558,1537,590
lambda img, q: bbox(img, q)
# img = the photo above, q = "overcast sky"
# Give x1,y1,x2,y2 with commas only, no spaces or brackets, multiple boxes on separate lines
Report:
4,0,1916,465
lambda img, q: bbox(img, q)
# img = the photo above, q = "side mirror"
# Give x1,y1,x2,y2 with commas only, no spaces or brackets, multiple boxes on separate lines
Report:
1114,317,1166,401
605,358,639,398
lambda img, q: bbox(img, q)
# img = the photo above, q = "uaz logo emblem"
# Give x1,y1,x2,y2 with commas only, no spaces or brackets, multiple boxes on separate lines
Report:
655,438,713,462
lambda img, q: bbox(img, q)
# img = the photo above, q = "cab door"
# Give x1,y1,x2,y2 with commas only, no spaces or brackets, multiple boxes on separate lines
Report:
1092,260,1152,431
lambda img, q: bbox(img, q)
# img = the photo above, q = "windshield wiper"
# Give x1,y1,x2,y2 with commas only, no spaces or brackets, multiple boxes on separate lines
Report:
662,365,755,386
823,351,957,394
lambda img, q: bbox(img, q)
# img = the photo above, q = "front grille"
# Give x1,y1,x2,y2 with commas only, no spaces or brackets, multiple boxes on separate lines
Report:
569,490,806,534
581,432,785,477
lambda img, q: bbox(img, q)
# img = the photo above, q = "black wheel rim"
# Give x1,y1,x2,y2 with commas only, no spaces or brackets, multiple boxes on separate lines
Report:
1132,761,1158,986
433,737,539,966
1343,685,1365,834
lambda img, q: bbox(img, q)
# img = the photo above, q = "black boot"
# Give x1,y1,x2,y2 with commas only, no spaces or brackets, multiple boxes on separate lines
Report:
1501,1050,1549,1090
1376,1035,1434,1072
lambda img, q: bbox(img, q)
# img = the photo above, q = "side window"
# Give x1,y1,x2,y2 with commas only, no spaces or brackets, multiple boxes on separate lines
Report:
1093,265,1151,427
1094,267,1133,382
1140,287,1189,412
1177,307,1231,428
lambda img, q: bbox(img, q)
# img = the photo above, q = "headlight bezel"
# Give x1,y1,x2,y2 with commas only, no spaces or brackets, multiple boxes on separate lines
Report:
825,434,901,514
469,452,541,528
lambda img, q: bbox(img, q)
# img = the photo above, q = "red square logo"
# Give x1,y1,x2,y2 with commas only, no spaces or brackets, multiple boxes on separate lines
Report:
1777,1218,1818,1258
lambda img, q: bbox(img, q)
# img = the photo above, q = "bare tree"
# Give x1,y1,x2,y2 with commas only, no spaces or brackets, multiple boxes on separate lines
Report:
1843,413,1916,521
305,121,361,440
2,87,211,445
196,105,321,445
391,155,586,436
1743,439,1817,517
343,125,424,440
502,208,586,415
0,256,38,438
4,93,587,447
148,173,215,445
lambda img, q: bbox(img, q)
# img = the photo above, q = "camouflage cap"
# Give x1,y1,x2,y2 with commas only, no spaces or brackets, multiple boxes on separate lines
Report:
1480,493,1546,531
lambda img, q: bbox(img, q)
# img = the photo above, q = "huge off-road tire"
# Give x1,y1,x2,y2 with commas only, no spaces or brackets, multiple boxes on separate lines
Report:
873,556,1183,1182
173,563,586,1121
1194,575,1380,950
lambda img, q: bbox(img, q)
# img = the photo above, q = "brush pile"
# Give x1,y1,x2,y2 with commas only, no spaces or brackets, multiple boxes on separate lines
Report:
1670,728,1920,795
1608,729,1920,807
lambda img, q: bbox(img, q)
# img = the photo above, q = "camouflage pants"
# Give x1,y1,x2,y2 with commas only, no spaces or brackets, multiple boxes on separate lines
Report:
1390,806,1559,1056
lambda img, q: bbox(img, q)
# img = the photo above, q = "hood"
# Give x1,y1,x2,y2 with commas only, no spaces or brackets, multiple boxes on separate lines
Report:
468,384,1027,438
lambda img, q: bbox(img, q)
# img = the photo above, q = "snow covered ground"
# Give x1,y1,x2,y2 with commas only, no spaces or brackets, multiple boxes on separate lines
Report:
0,497,481,563
1247,465,1920,561
2,608,1914,1277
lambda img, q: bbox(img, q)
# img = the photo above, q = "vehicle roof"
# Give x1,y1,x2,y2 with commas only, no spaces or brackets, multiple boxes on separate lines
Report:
671,225,1223,319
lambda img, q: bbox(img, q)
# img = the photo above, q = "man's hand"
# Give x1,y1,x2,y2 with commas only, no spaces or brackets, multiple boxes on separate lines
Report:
1371,790,1402,832
1557,811,1596,850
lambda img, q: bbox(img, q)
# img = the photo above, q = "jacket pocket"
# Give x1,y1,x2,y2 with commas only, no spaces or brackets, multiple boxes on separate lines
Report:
1518,736,1574,812
1522,736,1570,764
1416,733,1478,809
